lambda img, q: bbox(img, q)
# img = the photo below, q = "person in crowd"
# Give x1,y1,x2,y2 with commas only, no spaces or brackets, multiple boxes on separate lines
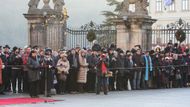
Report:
22,46,31,93
56,51,70,94
67,48,79,93
38,49,45,94
175,53,184,88
96,48,109,95
0,56,5,94
43,48,55,97
116,49,125,91
2,45,12,92
180,50,188,87
186,54,190,87
152,46,162,88
0,46,5,94
162,56,173,88
2,42,190,95
165,42,173,53
77,49,89,93
132,49,143,90
108,49,118,91
124,51,134,90
86,49,97,92
141,51,153,89
10,47,23,93
27,50,41,98
168,57,175,88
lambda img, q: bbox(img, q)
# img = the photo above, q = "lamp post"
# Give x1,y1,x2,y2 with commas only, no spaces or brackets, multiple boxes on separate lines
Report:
42,9,68,97
42,11,48,97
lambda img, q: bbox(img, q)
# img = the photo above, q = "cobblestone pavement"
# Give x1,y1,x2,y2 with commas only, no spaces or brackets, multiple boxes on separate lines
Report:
1,88,190,107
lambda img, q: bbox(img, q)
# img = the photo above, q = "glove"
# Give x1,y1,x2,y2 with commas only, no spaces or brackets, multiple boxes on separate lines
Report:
2,65,5,69
49,65,52,68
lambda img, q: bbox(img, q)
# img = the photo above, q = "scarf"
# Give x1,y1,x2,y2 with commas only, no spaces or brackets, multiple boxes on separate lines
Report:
144,55,153,81
73,54,78,68
101,62,107,74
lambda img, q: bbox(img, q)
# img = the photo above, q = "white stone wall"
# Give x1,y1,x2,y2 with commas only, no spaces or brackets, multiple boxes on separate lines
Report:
148,0,190,28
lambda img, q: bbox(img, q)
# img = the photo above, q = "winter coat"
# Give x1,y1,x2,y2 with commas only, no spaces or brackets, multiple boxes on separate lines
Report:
97,56,109,77
68,53,79,69
22,52,30,71
57,58,70,74
11,53,23,69
77,53,89,83
117,55,125,76
27,57,41,82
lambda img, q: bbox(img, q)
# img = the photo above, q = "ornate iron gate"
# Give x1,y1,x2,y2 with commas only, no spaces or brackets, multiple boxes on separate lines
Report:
66,21,117,49
66,19,190,50
152,18,190,48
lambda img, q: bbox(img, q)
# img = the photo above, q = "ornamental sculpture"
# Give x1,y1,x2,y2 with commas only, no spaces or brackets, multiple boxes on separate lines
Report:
28,0,40,12
28,0,65,13
120,0,149,16
53,0,65,12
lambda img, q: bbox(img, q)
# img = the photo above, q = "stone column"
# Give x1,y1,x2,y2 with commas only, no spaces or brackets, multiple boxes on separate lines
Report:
115,16,156,51
115,19,129,50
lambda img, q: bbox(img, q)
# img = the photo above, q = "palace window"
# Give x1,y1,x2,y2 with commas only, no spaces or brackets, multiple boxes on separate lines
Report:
168,1,175,11
182,0,189,11
156,0,163,12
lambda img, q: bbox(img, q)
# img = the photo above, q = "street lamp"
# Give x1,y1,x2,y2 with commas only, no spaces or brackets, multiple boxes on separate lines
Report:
42,10,68,97
42,11,48,97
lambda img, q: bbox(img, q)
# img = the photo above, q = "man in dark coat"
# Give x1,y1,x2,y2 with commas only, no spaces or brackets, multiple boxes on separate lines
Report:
132,49,143,90
2,45,12,92
86,50,98,92
27,50,41,98
116,49,125,91
67,48,79,93
10,47,23,93
0,46,5,94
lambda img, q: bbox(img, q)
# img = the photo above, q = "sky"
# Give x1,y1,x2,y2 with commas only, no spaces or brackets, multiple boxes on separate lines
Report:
0,0,116,47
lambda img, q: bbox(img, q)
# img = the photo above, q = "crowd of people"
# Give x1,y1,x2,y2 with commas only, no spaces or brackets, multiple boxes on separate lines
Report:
0,40,190,98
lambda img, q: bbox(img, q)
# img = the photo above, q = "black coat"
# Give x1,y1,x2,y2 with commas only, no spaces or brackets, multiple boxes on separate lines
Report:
68,53,79,69
11,53,23,69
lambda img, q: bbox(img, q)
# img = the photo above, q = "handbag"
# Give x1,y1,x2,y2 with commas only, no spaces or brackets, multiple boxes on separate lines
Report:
105,71,113,77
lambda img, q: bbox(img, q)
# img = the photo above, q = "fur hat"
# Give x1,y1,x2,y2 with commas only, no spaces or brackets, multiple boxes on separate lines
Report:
3,45,10,49
12,46,18,52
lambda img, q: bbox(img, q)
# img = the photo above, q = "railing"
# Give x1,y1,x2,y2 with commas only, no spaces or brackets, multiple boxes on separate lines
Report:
152,28,190,48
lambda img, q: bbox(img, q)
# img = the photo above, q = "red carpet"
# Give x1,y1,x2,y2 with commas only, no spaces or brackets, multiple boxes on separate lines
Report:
0,97,60,105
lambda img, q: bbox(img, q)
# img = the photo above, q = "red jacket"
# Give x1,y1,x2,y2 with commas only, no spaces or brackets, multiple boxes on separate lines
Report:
0,58,3,85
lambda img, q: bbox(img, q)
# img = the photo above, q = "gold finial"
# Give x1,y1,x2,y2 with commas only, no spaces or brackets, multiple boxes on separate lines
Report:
62,7,68,16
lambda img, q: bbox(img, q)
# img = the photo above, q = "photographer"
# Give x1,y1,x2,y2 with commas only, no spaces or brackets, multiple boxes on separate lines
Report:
96,49,109,95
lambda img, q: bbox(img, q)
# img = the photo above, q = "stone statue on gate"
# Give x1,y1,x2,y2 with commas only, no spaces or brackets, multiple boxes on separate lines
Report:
120,0,149,16
53,0,65,12
141,0,149,15
28,0,40,12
